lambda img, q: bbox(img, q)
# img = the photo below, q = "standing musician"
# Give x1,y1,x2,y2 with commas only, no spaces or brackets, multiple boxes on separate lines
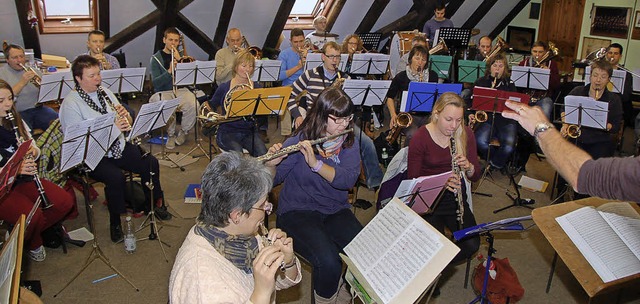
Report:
149,27,197,150
422,4,454,46
407,92,480,264
474,36,493,61
60,55,171,243
473,54,518,172
208,50,266,157
394,35,428,77
85,30,120,70
216,28,244,85
605,43,634,129
341,34,365,75
517,41,558,119
287,41,383,190
305,16,336,51
270,87,361,304
385,45,438,145
0,44,58,131
0,79,75,262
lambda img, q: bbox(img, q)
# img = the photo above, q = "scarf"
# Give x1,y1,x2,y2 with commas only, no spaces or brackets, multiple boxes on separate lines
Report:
406,66,429,82
75,85,122,159
194,222,259,274
316,133,346,164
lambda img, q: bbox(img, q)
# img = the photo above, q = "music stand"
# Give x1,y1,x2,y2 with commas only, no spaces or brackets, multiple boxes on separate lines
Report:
404,82,463,113
436,27,472,82
100,67,146,95
37,72,74,104
458,60,486,83
173,60,217,163
129,98,181,262
55,113,139,296
584,67,626,94
304,53,348,71
511,66,550,91
357,32,383,51
349,53,390,75
250,60,282,82
393,171,450,215
429,55,453,79
562,96,609,132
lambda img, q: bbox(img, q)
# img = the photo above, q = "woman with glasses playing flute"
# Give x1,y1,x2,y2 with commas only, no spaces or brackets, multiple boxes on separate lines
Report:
268,87,361,304
0,79,75,262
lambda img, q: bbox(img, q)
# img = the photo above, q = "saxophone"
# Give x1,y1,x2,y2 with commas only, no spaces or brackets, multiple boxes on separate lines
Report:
449,136,464,230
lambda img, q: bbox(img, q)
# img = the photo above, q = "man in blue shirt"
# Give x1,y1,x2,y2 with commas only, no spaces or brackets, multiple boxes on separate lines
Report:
422,4,454,46
278,28,308,135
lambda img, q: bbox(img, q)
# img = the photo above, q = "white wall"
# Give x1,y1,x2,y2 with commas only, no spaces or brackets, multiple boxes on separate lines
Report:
497,0,541,42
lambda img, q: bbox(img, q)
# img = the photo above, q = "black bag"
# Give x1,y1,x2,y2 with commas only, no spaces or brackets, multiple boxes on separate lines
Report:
124,180,147,213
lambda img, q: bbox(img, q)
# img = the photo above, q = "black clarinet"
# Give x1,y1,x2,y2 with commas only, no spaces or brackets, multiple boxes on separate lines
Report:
6,112,53,209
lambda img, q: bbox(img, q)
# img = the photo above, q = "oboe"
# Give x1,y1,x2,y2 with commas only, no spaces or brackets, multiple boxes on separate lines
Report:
6,112,53,209
449,136,464,230
257,128,353,162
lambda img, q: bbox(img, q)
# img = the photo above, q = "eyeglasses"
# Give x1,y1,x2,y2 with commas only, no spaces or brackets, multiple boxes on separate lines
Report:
324,54,341,60
328,114,354,125
251,201,274,215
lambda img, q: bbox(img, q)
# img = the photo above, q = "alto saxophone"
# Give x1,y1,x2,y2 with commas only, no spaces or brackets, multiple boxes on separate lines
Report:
449,136,464,230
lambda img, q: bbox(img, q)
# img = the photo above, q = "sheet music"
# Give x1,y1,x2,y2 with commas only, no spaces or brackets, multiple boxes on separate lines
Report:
128,97,180,141
174,60,216,86
585,67,626,94
100,67,146,93
394,171,451,205
344,201,444,303
304,53,348,71
251,60,282,82
563,95,608,129
511,66,550,90
342,79,391,106
0,223,19,304
60,112,120,172
37,71,74,103
556,206,640,283
599,204,640,261
350,53,390,75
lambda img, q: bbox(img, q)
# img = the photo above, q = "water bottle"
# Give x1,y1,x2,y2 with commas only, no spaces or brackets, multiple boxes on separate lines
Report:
381,148,389,167
124,216,136,254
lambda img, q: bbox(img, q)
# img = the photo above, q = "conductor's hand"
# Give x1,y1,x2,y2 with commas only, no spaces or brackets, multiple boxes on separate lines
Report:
294,116,304,129
446,173,461,194
264,143,285,167
502,101,549,136
19,157,37,176
299,140,319,169
250,245,284,304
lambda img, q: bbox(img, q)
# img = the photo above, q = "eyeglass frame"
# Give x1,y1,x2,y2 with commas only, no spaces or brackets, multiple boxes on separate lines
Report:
328,114,354,125
251,201,274,215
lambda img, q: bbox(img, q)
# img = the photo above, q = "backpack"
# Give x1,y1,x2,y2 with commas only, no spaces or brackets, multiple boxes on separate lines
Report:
36,119,67,187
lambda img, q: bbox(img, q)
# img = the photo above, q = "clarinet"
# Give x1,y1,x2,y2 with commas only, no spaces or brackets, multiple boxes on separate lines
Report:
449,136,464,230
6,112,53,209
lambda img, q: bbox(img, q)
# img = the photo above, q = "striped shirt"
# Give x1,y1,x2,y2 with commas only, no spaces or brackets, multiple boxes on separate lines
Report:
288,66,349,119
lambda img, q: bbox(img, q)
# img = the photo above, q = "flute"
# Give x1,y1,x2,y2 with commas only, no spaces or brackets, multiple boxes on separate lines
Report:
256,128,353,162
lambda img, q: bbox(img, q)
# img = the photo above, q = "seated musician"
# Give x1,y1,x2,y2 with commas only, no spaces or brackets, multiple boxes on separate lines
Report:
0,79,75,262
407,92,480,264
271,87,361,304
208,50,266,157
605,43,634,128
474,36,492,61
216,28,244,85
85,30,120,70
305,16,336,51
288,41,383,190
422,4,454,45
170,152,301,303
0,44,58,131
394,35,428,77
149,27,197,150
385,45,438,145
341,34,364,74
473,54,518,172
517,41,557,119
60,55,171,243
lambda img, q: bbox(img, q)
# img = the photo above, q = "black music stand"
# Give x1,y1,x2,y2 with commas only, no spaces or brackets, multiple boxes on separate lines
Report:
56,116,139,296
357,33,383,51
436,27,472,81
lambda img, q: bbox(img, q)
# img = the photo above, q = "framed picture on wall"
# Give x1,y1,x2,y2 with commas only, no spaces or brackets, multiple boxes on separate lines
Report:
590,6,631,39
581,37,611,60
632,10,640,39
506,26,536,53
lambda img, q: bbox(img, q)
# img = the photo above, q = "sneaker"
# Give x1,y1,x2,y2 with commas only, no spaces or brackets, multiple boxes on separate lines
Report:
175,130,186,146
166,135,176,149
154,205,172,221
110,224,123,242
28,245,46,262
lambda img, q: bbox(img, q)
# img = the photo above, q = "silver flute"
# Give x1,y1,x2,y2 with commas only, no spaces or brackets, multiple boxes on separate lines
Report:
256,128,353,162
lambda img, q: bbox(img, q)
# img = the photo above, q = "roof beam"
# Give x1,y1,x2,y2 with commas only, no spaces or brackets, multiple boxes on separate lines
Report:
154,0,180,52
444,0,464,19
212,0,237,54
489,0,531,39
462,0,499,29
325,0,347,32
98,0,110,37
14,0,41,58
175,13,215,58
355,0,390,34
264,0,296,50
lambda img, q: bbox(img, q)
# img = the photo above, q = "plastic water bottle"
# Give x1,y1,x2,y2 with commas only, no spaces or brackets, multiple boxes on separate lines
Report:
381,148,389,167
124,216,136,254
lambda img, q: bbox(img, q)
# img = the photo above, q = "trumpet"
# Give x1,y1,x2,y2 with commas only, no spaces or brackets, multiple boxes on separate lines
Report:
94,47,110,70
98,86,131,132
257,128,353,162
19,63,41,87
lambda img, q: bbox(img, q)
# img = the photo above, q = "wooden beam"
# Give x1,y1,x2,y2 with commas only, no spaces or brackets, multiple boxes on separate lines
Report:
376,11,420,40
14,0,41,58
355,0,390,34
462,0,499,29
325,0,347,32
264,0,296,50
98,0,110,37
488,0,531,39
175,13,216,58
212,0,237,54
412,0,438,33
154,0,180,52
444,0,464,19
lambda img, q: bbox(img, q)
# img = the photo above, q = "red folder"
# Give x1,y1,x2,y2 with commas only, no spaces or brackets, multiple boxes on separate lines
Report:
472,86,530,113
0,139,32,200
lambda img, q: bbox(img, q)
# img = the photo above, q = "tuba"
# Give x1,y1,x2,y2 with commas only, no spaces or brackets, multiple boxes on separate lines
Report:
386,112,413,145
428,38,448,55
483,36,508,62
533,41,559,68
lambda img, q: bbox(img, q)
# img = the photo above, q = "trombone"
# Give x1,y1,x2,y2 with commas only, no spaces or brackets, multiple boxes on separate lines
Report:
19,63,41,87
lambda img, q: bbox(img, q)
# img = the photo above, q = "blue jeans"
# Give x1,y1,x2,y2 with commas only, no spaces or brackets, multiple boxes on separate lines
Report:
475,120,517,168
277,209,363,298
19,107,58,131
354,126,383,189
216,129,267,157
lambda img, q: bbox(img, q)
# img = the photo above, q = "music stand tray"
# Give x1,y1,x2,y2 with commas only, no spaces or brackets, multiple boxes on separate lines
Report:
458,60,486,83
304,53,348,71
341,79,391,107
350,53,390,75
429,55,453,79
174,60,217,86
251,60,282,82
563,96,609,131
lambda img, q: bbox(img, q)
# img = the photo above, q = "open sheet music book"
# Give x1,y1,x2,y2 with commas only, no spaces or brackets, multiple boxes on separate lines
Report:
341,198,459,304
555,202,640,283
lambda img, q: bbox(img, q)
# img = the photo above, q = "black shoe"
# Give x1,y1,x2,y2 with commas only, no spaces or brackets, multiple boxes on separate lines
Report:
110,224,123,242
154,205,172,221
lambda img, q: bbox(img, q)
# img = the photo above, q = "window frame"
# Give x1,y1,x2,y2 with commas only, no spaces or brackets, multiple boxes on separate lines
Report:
285,0,334,30
33,0,99,34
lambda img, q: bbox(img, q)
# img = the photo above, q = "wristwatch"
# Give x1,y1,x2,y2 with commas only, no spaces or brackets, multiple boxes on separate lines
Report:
533,122,553,138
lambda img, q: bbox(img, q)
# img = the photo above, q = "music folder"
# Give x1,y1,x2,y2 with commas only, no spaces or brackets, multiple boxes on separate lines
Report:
0,139,32,200
472,87,531,113
226,86,292,118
